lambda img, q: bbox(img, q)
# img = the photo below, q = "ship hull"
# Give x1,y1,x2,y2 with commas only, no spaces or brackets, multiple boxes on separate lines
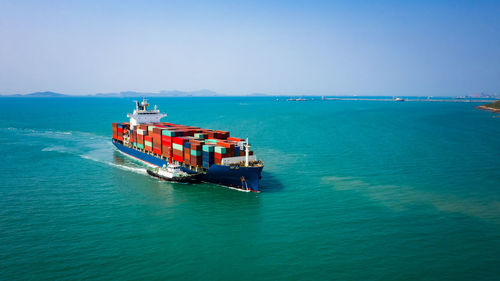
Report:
113,140,262,192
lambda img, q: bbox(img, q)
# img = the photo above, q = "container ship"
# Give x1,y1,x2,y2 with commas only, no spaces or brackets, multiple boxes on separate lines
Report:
112,98,264,192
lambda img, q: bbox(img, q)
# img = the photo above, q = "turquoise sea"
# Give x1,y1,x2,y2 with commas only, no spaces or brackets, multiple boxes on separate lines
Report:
1,97,499,280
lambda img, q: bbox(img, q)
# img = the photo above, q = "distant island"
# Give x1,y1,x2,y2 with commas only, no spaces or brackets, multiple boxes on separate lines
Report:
477,100,500,113
6,91,68,97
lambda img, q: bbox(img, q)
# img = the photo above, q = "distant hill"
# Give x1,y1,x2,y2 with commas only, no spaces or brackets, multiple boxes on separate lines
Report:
94,89,224,97
25,91,66,97
2,91,67,97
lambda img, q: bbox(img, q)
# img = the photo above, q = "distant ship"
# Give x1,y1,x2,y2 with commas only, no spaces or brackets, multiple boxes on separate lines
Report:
287,97,308,101
393,97,405,102
112,98,264,192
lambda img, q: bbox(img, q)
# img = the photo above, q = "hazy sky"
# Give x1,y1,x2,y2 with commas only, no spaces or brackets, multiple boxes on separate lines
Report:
1,0,499,96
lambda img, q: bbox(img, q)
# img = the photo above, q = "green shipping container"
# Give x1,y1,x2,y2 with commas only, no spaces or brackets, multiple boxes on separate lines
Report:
203,145,215,152
215,146,226,154
191,150,202,156
145,141,152,147
173,143,184,151
162,130,177,137
206,139,219,144
137,143,145,149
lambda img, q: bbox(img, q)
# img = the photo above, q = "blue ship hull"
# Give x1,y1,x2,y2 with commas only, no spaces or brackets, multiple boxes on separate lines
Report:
113,140,262,192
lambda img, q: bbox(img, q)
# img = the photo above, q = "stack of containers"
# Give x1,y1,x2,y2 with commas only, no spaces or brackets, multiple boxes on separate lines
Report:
112,123,118,140
136,127,145,149
118,121,253,162
234,146,240,156
214,130,230,139
172,137,187,162
194,133,208,139
161,131,172,159
214,146,226,165
162,129,185,160
144,135,153,152
117,124,124,141
202,144,215,168
217,141,235,157
190,141,203,167
131,129,137,146
183,142,191,165
152,127,162,155
206,131,215,139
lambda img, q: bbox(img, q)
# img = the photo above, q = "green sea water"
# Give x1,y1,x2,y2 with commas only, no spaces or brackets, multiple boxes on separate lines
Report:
1,97,499,280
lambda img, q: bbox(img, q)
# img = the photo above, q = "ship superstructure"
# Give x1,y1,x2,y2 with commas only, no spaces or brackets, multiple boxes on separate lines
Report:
127,98,167,129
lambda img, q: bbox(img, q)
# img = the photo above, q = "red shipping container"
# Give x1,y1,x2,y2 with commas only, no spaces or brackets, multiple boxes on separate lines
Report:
173,151,183,157
173,154,183,162
192,157,199,167
227,137,244,142
153,148,161,155
173,137,188,145
117,128,123,133
144,135,153,142
145,146,153,152
153,140,161,149
184,148,191,164
213,131,229,139
137,134,144,144
162,146,171,157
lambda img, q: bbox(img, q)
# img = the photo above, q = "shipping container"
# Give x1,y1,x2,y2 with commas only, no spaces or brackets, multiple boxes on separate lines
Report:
184,148,191,165
173,154,183,162
202,144,215,152
172,143,184,151
214,146,226,154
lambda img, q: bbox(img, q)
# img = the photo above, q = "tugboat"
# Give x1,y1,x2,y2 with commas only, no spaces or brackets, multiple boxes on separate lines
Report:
147,163,201,183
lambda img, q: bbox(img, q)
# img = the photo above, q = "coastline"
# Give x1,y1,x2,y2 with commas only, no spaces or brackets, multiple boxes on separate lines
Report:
476,105,500,113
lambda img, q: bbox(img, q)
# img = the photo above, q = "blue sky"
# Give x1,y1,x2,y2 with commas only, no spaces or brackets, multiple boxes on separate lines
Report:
0,0,499,96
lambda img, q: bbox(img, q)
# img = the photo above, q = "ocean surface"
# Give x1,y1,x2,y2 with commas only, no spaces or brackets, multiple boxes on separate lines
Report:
1,97,499,280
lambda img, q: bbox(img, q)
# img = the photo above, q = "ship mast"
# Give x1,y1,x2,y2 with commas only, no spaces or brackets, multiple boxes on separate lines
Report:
245,138,251,167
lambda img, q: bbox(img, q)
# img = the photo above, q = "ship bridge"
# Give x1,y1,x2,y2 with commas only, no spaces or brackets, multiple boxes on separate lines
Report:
127,98,167,129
